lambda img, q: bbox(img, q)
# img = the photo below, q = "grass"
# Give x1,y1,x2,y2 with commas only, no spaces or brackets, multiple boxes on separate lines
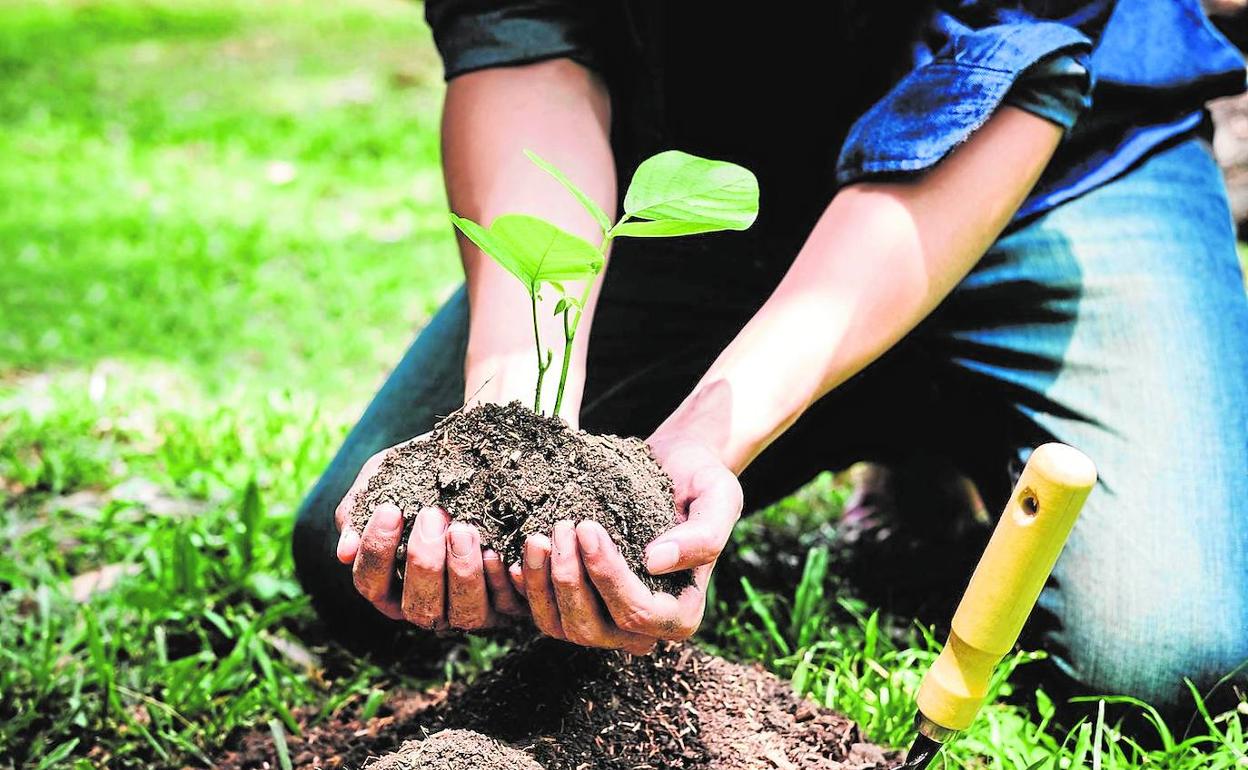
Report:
0,2,1244,768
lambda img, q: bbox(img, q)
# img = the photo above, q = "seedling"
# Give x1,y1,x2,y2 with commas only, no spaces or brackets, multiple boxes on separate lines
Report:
451,150,759,417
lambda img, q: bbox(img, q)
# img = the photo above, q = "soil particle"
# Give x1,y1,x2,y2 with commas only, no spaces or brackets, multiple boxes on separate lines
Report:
361,729,542,770
349,401,690,593
216,638,896,770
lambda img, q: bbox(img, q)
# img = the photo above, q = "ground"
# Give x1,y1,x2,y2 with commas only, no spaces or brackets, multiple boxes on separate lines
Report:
0,2,1244,769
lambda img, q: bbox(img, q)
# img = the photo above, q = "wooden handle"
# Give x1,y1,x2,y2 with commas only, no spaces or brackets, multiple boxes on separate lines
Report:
916,443,1097,731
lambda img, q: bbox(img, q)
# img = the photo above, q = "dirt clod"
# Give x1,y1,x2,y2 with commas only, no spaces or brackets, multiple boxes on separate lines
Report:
349,401,690,593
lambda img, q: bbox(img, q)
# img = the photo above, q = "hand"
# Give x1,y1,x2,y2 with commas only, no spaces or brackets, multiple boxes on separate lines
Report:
511,426,743,652
334,433,527,631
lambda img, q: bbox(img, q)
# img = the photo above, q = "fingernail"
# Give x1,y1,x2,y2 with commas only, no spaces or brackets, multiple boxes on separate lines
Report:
646,541,680,573
448,524,474,558
509,563,523,578
336,528,358,562
552,521,576,556
482,549,499,563
525,540,547,570
576,522,603,557
373,503,402,532
418,507,445,542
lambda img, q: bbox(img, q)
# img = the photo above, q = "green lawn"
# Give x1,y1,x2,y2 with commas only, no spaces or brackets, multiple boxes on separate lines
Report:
1,2,1244,769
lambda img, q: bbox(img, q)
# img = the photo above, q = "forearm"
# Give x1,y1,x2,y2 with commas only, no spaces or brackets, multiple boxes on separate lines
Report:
442,59,615,416
658,107,1064,472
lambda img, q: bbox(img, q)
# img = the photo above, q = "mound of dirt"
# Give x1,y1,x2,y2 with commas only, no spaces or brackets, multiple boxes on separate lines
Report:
424,637,892,770
349,401,690,593
217,638,895,770
362,729,542,770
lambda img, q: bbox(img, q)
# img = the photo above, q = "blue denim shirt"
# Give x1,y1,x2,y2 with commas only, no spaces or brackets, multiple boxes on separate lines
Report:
425,1,1245,225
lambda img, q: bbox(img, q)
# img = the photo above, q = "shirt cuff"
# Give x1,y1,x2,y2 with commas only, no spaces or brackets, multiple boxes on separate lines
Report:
1004,53,1091,132
836,22,1093,186
425,1,603,81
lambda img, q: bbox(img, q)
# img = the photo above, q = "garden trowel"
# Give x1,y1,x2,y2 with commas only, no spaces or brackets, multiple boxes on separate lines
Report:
896,443,1097,770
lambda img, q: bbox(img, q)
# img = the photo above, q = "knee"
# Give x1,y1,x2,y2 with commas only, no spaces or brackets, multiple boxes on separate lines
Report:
1050,606,1248,715
292,472,361,619
292,489,332,585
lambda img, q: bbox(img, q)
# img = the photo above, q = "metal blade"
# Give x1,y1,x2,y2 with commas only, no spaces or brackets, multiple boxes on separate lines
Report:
894,732,943,770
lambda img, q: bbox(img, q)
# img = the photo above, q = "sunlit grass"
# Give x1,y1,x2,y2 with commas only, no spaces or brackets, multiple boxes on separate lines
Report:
0,0,457,397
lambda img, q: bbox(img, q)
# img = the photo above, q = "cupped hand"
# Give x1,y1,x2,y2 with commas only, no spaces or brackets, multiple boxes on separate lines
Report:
334,433,527,631
509,427,743,652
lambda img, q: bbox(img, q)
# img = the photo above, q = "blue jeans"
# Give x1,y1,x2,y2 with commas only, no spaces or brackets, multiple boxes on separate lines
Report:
293,137,1248,712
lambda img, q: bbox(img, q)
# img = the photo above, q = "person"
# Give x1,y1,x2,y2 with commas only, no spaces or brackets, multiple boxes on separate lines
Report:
293,1,1248,714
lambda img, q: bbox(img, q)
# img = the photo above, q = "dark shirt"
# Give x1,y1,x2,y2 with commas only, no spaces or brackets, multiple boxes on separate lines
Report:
424,1,1245,234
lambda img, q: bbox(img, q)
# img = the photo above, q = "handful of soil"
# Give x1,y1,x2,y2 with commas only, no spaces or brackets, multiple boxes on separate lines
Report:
350,401,691,593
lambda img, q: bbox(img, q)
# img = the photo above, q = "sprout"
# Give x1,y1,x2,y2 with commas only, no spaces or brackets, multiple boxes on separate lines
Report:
451,150,759,418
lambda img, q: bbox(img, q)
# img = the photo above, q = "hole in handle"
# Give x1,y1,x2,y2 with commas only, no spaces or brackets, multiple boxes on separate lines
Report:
1020,488,1040,517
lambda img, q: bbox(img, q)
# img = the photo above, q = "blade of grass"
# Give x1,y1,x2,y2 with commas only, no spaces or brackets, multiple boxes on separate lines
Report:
268,719,293,770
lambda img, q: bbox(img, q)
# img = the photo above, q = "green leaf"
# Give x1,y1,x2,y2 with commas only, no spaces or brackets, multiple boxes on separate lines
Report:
449,213,529,285
361,689,387,721
34,738,80,770
449,213,603,287
490,214,603,283
524,149,612,233
609,219,727,238
740,576,790,656
621,150,759,235
553,296,582,315
268,719,293,770
238,476,262,570
246,572,300,601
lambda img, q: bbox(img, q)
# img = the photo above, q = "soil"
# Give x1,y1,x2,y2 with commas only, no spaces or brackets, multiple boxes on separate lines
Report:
349,401,690,593
362,730,542,770
217,638,896,770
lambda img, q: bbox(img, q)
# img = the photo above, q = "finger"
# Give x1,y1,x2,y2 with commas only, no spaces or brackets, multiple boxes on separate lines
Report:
550,520,656,653
352,503,404,619
336,526,360,565
645,466,742,574
401,506,449,629
523,535,564,639
334,449,393,562
626,637,659,656
578,520,701,641
334,450,388,532
446,523,496,630
483,549,525,617
508,563,527,598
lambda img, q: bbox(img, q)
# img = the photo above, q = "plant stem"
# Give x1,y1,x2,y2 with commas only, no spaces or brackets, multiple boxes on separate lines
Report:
552,305,574,417
530,287,549,414
551,231,614,418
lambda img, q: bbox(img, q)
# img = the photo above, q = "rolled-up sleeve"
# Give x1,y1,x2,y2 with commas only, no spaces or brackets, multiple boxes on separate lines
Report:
1005,53,1091,132
425,0,605,80
836,2,1113,186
